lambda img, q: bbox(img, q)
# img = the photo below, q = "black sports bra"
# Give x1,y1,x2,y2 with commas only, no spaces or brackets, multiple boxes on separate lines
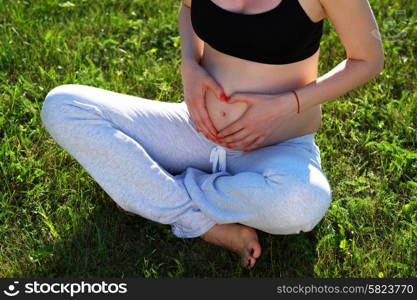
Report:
191,0,324,65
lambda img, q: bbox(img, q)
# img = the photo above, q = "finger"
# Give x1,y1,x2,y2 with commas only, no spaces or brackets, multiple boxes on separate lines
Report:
226,92,248,105
216,117,247,138
243,135,264,152
228,134,259,150
188,100,214,137
192,92,217,138
188,109,201,131
191,111,211,137
195,109,217,139
195,122,204,134
199,107,218,137
204,76,224,99
196,119,212,139
219,128,250,144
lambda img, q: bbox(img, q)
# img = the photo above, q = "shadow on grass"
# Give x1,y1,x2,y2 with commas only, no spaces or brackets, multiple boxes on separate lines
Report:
27,194,319,277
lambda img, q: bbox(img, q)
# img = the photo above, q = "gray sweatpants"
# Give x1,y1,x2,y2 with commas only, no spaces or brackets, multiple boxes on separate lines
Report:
40,84,332,238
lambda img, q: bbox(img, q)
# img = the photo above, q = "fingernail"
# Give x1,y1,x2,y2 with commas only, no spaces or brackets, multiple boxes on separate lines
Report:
243,148,248,152
226,144,231,149
220,93,229,102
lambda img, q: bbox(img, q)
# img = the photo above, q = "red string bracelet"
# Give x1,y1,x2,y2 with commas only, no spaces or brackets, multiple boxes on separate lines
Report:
291,90,301,114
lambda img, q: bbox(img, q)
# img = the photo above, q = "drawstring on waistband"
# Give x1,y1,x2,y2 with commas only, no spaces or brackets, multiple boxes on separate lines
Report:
209,145,227,173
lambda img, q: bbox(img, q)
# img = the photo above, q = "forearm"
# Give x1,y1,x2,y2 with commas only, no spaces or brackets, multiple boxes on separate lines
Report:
178,3,204,65
291,58,384,113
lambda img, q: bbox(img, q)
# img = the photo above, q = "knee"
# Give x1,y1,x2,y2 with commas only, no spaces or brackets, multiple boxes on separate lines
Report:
40,84,83,130
261,177,332,235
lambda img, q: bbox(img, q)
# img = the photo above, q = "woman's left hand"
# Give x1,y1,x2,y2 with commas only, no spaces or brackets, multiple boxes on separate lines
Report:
216,91,298,152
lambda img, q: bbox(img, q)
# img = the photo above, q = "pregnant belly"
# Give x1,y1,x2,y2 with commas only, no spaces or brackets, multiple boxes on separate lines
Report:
205,88,248,132
200,46,323,148
204,87,322,148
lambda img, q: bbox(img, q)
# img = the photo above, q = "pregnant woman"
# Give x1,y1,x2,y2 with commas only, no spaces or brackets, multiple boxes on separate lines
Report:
41,0,384,269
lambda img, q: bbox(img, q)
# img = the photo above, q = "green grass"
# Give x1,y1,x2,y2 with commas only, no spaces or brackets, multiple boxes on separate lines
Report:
1,0,416,277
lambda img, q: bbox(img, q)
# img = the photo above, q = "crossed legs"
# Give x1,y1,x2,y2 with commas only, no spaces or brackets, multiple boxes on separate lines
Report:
40,84,332,268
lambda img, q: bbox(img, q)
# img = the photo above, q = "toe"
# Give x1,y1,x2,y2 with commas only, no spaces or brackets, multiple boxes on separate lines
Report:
248,240,262,259
246,257,256,269
241,249,257,269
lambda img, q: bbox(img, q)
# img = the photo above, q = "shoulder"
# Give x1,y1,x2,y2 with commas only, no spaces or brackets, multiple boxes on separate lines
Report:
317,0,377,31
299,0,327,23
318,0,373,17
318,0,384,66
183,0,192,8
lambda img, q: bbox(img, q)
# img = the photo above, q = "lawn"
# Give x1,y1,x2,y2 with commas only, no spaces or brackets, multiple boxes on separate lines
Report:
0,0,416,277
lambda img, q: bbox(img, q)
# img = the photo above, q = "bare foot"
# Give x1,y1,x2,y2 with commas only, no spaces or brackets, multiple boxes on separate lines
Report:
200,223,262,269
116,203,262,267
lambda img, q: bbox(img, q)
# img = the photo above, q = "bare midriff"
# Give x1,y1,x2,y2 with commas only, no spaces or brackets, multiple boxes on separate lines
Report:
201,43,322,147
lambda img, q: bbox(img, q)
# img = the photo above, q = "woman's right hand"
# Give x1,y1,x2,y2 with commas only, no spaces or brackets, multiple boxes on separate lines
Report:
180,59,225,140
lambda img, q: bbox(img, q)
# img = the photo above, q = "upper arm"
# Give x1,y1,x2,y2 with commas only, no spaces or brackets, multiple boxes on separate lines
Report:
319,0,385,70
183,0,191,8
